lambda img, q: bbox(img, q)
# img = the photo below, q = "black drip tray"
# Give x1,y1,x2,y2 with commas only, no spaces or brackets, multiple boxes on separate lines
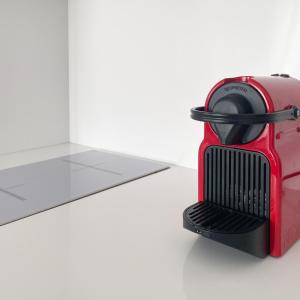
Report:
183,202,269,257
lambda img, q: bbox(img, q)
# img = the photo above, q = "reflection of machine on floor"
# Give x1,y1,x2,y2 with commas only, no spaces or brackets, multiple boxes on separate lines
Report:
183,74,300,257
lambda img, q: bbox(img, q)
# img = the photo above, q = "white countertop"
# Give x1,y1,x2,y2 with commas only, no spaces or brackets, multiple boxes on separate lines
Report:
0,143,299,300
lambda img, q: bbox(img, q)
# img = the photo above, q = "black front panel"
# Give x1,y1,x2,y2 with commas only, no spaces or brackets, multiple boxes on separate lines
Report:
204,146,270,219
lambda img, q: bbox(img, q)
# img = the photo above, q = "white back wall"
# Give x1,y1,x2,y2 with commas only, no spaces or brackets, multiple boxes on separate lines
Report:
69,0,300,168
0,0,69,154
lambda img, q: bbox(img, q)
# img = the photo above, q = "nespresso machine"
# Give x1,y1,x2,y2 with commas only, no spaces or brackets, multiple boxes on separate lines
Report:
183,74,300,257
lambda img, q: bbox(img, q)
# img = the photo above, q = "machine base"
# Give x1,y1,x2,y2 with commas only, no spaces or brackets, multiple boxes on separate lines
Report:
183,202,269,258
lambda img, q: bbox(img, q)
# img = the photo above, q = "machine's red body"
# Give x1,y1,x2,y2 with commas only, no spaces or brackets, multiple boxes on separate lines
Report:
198,76,300,256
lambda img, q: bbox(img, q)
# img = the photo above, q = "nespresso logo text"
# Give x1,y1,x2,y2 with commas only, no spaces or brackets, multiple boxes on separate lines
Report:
224,86,247,93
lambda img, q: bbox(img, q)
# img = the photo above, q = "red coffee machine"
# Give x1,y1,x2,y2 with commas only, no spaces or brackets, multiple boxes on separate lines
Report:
183,74,300,257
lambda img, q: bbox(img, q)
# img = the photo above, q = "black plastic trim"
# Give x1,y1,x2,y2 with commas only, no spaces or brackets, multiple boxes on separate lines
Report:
204,146,270,218
191,106,300,124
183,202,269,258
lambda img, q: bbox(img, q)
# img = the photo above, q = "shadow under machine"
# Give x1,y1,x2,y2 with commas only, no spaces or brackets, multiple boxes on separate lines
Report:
183,74,300,257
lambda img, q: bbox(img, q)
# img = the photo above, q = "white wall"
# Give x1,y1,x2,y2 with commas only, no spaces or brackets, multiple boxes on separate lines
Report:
69,0,300,168
0,0,69,154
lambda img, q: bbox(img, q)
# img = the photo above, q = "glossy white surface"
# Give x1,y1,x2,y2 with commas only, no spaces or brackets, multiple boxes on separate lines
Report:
0,144,299,300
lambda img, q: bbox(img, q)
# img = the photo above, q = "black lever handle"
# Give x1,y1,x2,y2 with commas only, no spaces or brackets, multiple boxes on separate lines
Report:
191,106,300,124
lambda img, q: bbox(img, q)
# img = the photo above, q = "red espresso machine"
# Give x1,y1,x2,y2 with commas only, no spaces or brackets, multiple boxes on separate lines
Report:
183,74,300,257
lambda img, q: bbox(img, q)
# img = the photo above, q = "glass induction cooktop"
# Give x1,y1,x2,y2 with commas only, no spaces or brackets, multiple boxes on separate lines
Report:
0,150,168,225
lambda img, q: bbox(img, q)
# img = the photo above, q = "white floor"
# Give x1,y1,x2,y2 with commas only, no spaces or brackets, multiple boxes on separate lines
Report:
0,143,299,300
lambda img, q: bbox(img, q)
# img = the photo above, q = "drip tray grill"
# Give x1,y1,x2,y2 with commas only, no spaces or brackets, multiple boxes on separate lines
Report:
183,202,269,257
185,202,264,233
